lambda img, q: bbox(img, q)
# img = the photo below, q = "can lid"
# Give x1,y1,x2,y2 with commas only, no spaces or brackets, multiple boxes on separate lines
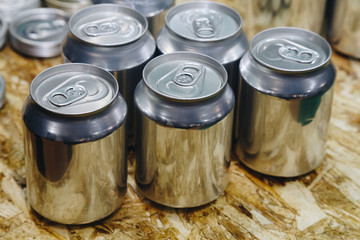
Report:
165,1,242,42
0,16,7,49
143,52,227,101
250,27,332,72
0,0,41,23
30,63,119,116
69,4,147,47
0,73,5,109
9,8,70,58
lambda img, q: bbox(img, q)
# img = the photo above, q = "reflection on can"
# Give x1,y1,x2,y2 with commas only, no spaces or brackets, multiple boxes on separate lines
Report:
236,27,335,177
23,63,127,224
134,52,234,208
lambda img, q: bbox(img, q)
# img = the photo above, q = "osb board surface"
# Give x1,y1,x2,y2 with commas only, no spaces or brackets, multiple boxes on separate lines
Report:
0,4,360,238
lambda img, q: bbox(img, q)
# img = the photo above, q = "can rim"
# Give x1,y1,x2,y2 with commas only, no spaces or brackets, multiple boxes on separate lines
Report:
165,1,243,43
30,63,119,116
0,16,7,47
8,7,70,57
142,51,228,101
69,4,148,47
0,73,5,109
249,27,332,73
0,0,40,11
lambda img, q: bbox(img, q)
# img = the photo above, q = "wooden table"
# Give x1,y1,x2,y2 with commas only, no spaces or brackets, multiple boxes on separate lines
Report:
1,2,360,239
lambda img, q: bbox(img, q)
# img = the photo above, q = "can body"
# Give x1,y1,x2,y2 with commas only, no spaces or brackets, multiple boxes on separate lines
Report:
235,27,335,177
157,1,248,140
92,0,175,37
0,16,6,49
327,0,360,58
61,4,156,145
0,0,40,23
135,52,234,208
23,63,127,224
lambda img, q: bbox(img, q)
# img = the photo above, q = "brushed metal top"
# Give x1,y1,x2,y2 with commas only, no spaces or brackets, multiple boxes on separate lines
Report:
30,63,119,116
143,52,227,101
165,1,242,42
250,27,332,72
69,4,147,47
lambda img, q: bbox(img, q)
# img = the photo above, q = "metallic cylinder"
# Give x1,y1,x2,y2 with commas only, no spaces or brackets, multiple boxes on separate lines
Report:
235,27,335,177
0,16,6,49
44,0,92,15
0,0,41,24
0,73,5,109
23,63,128,224
157,1,248,141
327,0,360,58
135,52,234,208
9,8,70,58
62,4,155,146
92,0,175,38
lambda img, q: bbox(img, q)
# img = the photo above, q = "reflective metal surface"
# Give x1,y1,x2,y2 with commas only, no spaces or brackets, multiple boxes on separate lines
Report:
23,64,128,224
44,0,92,15
0,0,40,23
327,0,360,58
0,73,5,109
235,28,335,177
9,8,69,58
92,0,175,37
135,53,234,207
0,16,6,49
62,4,156,145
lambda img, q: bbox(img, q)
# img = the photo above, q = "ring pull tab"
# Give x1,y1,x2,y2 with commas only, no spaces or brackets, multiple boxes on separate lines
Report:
49,84,88,107
173,64,204,86
278,44,319,64
192,16,216,38
83,22,120,37
25,19,66,40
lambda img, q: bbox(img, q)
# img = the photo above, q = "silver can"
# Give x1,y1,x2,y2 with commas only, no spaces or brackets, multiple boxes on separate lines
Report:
62,4,156,145
235,27,335,177
327,0,360,58
0,0,41,23
92,0,175,37
22,63,127,224
0,15,6,49
44,0,92,15
134,52,234,208
0,73,5,109
9,8,69,58
157,1,248,140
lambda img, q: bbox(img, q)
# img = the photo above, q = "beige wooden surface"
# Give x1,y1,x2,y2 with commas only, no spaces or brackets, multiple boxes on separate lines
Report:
1,1,360,239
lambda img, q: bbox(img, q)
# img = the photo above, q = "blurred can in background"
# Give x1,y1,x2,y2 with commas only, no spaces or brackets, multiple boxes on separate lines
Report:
235,27,335,177
92,0,175,37
327,0,360,58
9,8,69,58
23,63,128,224
157,1,247,140
44,0,92,15
0,0,41,23
62,4,156,146
0,16,6,49
134,52,234,208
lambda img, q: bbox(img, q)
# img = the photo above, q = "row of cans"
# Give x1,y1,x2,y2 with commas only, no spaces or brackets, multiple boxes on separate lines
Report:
21,2,335,224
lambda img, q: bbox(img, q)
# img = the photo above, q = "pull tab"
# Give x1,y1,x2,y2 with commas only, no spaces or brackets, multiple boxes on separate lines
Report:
278,43,319,64
25,19,66,40
192,16,216,38
173,64,204,86
49,84,87,107
83,22,120,37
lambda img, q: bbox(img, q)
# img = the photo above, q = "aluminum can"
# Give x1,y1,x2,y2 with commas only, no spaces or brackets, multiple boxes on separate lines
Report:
9,8,70,58
157,1,248,141
134,52,234,208
0,0,41,23
235,27,335,177
327,0,360,58
44,0,92,15
23,63,127,224
0,16,6,49
0,73,5,108
92,0,175,38
62,4,156,146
